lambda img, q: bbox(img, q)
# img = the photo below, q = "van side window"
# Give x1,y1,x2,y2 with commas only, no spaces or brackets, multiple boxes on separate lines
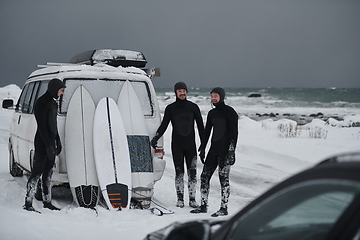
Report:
131,81,154,116
22,83,36,113
16,84,29,112
28,82,40,113
36,80,49,102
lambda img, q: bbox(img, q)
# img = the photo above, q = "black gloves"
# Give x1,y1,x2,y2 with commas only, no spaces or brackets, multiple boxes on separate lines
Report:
46,146,56,160
150,134,160,149
198,146,205,164
55,137,62,156
225,151,235,165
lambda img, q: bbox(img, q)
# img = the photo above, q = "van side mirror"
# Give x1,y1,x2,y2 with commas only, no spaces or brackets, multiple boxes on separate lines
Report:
2,99,14,109
165,221,210,240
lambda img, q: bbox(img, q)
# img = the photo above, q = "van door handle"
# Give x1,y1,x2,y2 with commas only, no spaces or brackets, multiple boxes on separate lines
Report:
17,115,21,124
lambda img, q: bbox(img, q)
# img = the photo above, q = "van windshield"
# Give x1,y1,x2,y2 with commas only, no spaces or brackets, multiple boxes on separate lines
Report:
61,78,154,116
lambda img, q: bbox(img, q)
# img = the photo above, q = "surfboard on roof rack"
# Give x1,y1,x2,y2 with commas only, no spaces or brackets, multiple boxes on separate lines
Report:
69,49,147,68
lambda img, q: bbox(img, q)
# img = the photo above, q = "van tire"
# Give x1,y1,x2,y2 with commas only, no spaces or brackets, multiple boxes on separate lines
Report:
9,145,23,177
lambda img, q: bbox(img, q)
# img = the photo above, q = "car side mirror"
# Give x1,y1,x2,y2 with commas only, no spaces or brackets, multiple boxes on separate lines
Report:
2,99,14,109
165,221,210,240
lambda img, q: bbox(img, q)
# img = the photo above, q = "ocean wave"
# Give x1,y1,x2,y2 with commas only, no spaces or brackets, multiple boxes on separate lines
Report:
155,88,360,119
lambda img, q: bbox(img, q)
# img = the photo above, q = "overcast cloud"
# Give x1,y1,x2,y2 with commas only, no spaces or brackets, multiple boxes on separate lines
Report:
1,0,359,88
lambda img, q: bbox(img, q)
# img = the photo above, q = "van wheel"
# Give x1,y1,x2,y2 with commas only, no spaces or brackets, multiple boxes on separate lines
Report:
9,145,23,177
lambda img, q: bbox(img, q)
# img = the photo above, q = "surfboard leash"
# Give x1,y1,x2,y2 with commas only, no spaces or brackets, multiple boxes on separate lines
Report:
97,187,174,216
64,197,99,216
129,189,175,216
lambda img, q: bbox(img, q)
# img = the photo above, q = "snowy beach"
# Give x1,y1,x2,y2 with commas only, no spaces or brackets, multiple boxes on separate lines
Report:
0,85,359,239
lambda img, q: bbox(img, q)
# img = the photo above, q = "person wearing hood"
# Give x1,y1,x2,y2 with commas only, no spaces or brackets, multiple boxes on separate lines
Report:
23,78,65,213
191,87,238,217
150,82,204,208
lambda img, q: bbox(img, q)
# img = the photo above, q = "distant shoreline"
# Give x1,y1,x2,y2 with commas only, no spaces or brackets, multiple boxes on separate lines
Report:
241,112,359,126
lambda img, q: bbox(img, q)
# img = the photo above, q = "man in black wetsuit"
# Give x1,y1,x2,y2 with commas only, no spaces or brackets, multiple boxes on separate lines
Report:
23,78,65,213
191,87,238,217
150,82,204,208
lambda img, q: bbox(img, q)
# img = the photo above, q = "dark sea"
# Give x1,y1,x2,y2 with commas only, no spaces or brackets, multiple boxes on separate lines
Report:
155,88,360,124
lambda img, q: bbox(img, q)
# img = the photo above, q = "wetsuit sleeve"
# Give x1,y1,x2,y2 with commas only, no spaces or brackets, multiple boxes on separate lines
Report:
193,104,204,141
154,105,172,140
200,111,212,150
34,99,52,148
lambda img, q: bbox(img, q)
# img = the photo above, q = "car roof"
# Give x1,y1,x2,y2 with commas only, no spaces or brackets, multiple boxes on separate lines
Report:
212,154,360,239
254,160,360,204
317,151,360,165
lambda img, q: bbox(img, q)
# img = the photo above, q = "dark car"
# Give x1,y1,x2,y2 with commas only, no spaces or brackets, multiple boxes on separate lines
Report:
144,152,360,240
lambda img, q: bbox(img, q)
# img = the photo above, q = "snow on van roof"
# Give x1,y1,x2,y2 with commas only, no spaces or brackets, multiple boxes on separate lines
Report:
69,49,147,68
93,49,145,62
28,63,148,81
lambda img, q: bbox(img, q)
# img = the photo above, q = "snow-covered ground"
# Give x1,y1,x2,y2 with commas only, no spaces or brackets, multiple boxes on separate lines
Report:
0,85,359,239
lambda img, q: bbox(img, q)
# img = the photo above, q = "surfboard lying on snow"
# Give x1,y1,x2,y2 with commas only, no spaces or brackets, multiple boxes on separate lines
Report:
118,80,154,208
65,85,100,208
93,97,132,210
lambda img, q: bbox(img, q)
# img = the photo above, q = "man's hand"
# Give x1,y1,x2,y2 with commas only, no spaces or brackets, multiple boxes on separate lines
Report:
150,137,158,149
55,140,62,156
46,146,56,160
225,151,235,165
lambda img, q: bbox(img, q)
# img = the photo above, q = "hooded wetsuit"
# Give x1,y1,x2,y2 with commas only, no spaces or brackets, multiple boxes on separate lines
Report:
25,79,65,206
199,87,238,210
151,82,204,204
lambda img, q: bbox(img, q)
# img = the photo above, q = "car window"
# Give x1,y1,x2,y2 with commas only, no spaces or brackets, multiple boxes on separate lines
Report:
21,83,35,113
37,80,49,100
28,82,40,113
130,81,154,116
354,228,360,240
61,79,154,116
229,180,360,240
16,84,29,112
16,80,50,113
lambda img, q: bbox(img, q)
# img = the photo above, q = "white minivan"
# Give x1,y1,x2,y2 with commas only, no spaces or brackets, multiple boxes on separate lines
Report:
3,49,165,208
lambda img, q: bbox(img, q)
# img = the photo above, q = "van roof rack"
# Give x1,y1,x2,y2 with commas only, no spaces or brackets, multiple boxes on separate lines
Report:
69,49,147,68
37,62,78,68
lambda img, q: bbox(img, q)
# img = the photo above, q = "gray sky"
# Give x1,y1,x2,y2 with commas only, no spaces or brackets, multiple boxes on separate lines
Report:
1,0,360,88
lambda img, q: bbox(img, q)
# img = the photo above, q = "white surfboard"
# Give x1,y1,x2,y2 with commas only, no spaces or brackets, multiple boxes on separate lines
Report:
65,85,100,208
93,97,132,211
117,80,154,208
